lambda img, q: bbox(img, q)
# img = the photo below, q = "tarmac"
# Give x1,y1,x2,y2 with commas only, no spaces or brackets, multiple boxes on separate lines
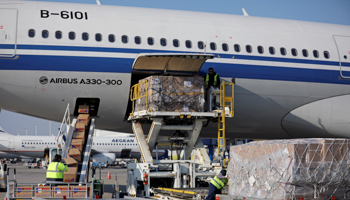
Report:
0,162,128,199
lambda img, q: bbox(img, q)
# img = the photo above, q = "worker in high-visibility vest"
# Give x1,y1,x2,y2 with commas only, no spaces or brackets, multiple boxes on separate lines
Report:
46,154,68,185
205,168,228,200
204,67,220,90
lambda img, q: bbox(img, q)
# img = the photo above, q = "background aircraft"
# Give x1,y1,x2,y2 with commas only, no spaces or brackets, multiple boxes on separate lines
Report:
0,126,166,163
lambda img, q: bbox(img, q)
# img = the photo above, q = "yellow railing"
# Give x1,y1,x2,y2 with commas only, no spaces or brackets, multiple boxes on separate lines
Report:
130,80,148,114
218,81,234,157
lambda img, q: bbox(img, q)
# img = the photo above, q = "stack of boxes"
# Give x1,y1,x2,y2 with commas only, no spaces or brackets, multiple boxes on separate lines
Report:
135,76,205,112
62,106,90,185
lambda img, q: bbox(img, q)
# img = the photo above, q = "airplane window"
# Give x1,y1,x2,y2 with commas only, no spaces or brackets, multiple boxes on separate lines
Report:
291,48,298,56
222,43,228,52
234,44,240,52
109,34,115,43
45,142,47,145
186,40,192,48
135,36,141,44
198,41,204,49
257,46,264,54
280,48,287,55
82,32,89,41
31,142,32,144
313,50,319,58
96,33,102,42
28,29,35,38
269,47,275,55
42,30,49,38
324,51,330,59
36,142,38,144
173,39,179,47
210,42,216,51
55,31,62,39
246,45,252,53
302,49,308,57
122,35,128,43
148,37,154,45
69,32,75,40
22,142,23,144
160,38,167,46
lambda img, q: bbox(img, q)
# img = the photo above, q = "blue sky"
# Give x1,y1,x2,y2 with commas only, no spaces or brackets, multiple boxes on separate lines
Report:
0,0,349,136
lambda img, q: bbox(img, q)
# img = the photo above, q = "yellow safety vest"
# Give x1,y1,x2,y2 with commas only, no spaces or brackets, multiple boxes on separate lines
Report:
210,170,228,190
46,162,68,179
205,74,218,89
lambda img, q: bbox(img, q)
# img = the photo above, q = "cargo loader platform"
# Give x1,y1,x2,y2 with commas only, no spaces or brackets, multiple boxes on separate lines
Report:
126,53,235,198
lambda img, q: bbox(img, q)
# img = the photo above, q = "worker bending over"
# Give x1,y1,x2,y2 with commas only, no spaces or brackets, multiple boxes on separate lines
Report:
46,154,68,185
205,168,228,200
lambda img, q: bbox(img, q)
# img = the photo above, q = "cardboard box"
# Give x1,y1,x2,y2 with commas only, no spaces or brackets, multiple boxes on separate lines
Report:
77,114,90,126
54,186,70,198
71,139,83,151
73,131,85,144
75,122,85,132
78,105,89,114
135,76,205,112
71,186,90,198
64,156,78,167
69,148,82,162
35,186,52,198
63,167,77,182
16,186,33,198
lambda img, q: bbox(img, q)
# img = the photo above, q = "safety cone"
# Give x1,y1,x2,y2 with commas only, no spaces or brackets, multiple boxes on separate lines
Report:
107,171,111,179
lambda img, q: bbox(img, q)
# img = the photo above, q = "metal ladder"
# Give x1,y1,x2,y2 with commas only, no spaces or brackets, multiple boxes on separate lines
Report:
218,81,234,157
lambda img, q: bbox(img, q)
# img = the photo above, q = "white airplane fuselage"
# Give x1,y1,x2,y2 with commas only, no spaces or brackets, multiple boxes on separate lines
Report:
0,133,145,158
1,1,350,139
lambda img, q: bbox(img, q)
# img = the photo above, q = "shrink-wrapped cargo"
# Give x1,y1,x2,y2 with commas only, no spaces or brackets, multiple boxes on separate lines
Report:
228,138,350,199
135,76,205,112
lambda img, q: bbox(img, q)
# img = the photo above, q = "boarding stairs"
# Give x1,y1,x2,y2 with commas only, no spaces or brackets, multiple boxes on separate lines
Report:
56,103,95,184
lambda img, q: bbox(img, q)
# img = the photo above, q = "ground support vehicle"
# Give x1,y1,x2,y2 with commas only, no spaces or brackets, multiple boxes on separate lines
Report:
4,104,118,199
126,53,234,198
23,162,38,169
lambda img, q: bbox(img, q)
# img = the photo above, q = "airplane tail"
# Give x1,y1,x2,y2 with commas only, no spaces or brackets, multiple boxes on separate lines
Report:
0,125,6,133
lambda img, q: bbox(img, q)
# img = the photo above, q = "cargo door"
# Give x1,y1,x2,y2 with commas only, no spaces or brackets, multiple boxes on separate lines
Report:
0,8,18,57
9,137,15,150
333,35,350,78
132,53,214,73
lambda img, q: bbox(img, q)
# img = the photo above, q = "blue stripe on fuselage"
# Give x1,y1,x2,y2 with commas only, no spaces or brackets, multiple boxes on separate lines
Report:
0,44,343,66
0,44,349,85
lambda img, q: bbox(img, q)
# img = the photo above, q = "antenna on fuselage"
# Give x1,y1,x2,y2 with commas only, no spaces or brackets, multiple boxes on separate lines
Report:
96,0,102,5
242,8,249,16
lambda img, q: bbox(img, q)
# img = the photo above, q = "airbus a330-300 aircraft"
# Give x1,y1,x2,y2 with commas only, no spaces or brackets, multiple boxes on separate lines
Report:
0,1,350,139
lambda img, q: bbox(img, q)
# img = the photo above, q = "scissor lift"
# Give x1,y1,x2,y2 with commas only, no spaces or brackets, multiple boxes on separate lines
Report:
126,53,234,198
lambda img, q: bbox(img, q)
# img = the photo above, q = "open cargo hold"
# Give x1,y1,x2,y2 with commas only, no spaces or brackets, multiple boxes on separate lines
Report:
228,138,350,199
135,75,205,112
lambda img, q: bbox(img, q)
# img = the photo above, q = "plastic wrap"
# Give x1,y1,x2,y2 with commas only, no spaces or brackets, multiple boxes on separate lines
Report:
135,76,205,112
228,138,350,199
